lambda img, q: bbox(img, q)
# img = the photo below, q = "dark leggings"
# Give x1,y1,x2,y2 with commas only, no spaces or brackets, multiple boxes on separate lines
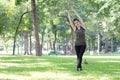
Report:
75,45,86,68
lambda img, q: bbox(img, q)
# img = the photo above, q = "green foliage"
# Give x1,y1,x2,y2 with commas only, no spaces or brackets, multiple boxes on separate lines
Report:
57,18,70,42
0,0,120,51
15,0,28,5
53,17,60,25
15,0,21,5
0,3,10,34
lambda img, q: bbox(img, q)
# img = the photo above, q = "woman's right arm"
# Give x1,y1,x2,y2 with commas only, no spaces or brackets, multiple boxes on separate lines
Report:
73,9,85,27
67,11,76,31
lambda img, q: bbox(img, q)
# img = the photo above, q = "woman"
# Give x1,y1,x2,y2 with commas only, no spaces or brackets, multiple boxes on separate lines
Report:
68,9,86,71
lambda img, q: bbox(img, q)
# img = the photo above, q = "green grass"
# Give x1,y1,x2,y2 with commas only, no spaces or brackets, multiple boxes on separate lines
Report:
0,54,120,80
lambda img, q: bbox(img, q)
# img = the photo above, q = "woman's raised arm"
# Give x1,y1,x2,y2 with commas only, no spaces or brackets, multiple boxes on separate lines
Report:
73,9,85,27
67,11,76,31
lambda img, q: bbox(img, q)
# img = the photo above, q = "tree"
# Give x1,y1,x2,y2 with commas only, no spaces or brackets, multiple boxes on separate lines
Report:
13,11,30,55
31,0,41,56
14,0,41,56
0,2,14,53
22,27,30,55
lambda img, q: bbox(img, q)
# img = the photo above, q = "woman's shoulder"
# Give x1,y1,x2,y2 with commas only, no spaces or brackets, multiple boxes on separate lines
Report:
81,26,85,30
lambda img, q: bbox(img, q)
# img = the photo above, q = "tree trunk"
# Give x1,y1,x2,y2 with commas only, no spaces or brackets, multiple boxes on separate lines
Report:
97,32,101,54
88,39,90,52
66,40,70,54
65,37,68,55
2,34,8,53
63,38,66,55
29,32,32,55
113,37,117,52
50,40,52,50
31,0,41,56
110,37,114,52
41,31,44,54
17,44,19,54
70,29,75,54
104,38,108,53
92,39,95,51
53,29,57,51
23,31,29,55
4,44,8,54
3,41,8,54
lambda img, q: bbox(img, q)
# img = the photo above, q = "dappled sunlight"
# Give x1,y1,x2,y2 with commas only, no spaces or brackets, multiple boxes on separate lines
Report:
21,62,53,68
0,62,52,68
114,71,120,75
98,60,120,63
36,62,53,67
23,58,46,61
96,76,110,80
0,73,28,80
0,62,54,69
84,74,111,80
84,56,120,58
0,55,120,80
30,72,74,79
29,72,96,80
0,72,112,80
55,55,76,58
2,59,23,62
0,63,19,67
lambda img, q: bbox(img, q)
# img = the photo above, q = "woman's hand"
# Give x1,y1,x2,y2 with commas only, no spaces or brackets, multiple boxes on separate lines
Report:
69,9,74,13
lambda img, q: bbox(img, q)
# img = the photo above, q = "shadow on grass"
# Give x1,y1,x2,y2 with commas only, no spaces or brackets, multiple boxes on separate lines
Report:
0,55,75,75
0,55,120,79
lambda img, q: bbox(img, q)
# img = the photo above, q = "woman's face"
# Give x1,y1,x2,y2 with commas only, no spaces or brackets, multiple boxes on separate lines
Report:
74,20,81,28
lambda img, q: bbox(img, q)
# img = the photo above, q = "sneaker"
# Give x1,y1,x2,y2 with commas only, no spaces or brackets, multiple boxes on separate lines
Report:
76,68,83,71
76,68,80,71
80,68,83,71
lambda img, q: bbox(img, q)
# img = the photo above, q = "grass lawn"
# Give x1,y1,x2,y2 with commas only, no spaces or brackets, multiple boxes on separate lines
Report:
0,54,120,80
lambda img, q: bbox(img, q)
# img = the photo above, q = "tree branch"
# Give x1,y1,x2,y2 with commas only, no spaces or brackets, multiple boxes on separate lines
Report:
13,11,31,55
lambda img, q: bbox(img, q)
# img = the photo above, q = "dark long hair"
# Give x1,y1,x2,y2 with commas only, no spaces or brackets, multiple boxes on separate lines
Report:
73,18,85,30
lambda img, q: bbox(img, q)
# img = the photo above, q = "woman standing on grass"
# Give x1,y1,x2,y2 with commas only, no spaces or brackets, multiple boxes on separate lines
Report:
68,9,86,71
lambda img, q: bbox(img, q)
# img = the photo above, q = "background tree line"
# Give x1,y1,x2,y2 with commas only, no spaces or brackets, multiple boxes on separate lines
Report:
0,0,120,56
